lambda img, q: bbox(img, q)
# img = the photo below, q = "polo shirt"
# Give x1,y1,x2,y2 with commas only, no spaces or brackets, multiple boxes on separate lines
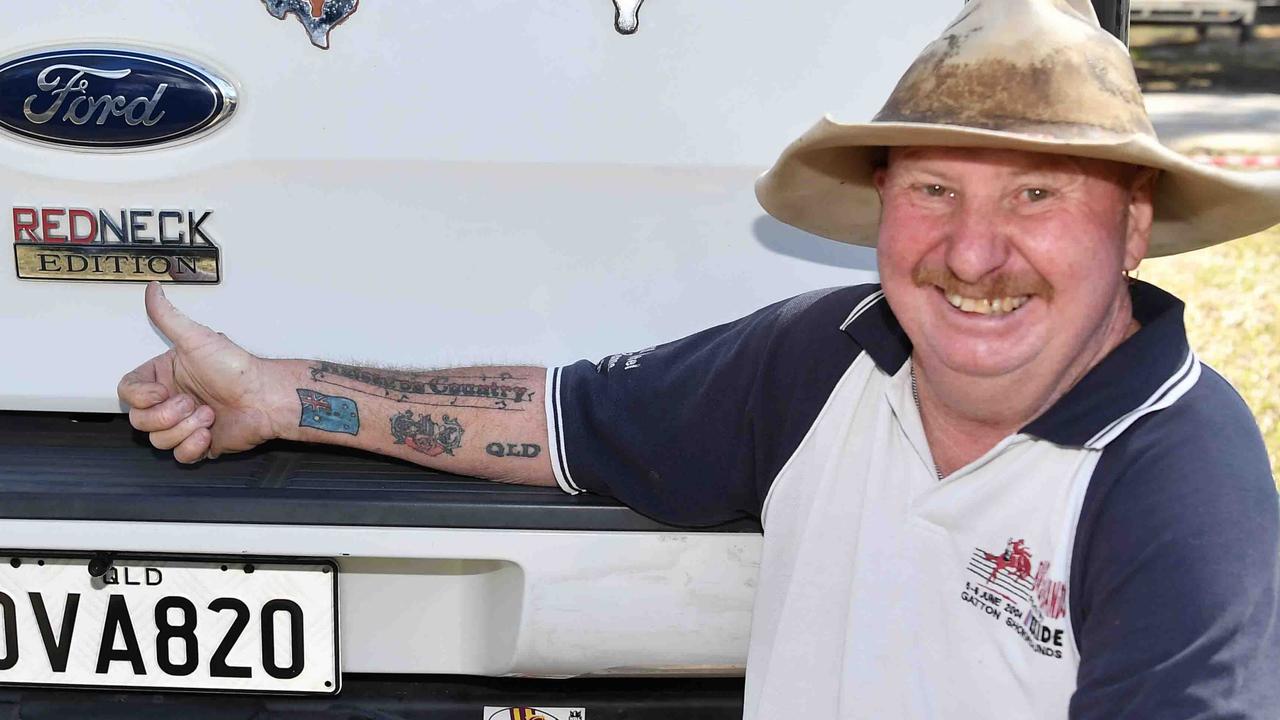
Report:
544,281,1280,719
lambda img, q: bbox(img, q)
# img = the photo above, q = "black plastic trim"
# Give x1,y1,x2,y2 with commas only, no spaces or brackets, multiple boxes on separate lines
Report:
0,674,746,719
0,412,761,533
1092,0,1130,45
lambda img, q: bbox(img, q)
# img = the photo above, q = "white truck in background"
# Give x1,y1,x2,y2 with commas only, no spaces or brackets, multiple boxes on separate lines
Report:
1130,0,1260,39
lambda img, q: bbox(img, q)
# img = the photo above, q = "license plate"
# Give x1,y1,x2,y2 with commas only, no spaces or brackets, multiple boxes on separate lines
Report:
0,551,339,694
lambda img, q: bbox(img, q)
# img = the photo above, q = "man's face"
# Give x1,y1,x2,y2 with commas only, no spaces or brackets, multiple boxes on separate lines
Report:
873,146,1154,388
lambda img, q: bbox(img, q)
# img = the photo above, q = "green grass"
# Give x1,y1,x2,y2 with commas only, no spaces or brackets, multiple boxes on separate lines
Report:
1140,226,1280,485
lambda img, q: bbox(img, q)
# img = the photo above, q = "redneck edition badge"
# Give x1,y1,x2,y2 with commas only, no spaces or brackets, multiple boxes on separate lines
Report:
12,206,220,283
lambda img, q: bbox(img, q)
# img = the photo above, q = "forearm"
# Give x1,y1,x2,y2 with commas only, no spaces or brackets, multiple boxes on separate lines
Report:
264,359,556,486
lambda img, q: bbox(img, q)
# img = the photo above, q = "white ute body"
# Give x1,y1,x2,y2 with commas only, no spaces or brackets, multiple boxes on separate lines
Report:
0,1,951,681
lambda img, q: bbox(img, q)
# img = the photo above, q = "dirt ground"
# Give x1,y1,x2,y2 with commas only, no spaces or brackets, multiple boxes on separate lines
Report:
1132,14,1280,92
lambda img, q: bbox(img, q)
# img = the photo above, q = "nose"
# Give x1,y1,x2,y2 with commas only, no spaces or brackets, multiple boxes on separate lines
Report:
943,199,1011,284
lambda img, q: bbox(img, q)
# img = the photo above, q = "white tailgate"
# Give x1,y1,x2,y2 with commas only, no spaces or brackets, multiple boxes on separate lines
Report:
0,0,954,411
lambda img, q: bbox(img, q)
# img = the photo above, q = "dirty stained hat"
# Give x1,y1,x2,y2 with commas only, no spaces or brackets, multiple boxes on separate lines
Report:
755,0,1280,257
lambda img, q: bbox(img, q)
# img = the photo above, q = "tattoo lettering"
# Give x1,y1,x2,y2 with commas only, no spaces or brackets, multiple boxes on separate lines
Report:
310,361,429,394
309,361,534,412
297,389,360,435
431,376,532,403
485,442,542,459
390,410,463,457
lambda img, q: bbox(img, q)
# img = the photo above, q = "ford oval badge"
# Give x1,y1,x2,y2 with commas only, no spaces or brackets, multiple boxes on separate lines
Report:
0,48,236,151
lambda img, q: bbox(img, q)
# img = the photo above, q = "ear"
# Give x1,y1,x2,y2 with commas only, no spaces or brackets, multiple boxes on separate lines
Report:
872,166,889,196
1122,167,1158,271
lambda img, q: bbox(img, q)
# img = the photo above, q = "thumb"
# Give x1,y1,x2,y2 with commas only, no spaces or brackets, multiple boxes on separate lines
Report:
144,281,213,351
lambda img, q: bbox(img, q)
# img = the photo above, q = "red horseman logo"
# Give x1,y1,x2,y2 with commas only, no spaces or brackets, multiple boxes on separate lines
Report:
982,538,1033,583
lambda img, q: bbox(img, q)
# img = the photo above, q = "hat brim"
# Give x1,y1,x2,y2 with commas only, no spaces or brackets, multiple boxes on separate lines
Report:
755,117,1280,257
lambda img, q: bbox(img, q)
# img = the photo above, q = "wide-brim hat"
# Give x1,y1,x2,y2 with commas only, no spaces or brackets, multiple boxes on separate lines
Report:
755,0,1280,257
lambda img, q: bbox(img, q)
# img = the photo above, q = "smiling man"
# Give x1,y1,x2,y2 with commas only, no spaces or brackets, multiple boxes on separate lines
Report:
873,148,1157,477
119,0,1280,717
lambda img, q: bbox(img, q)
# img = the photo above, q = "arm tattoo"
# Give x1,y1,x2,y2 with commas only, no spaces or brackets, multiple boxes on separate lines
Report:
390,410,464,457
485,442,542,459
297,389,360,435
309,361,534,412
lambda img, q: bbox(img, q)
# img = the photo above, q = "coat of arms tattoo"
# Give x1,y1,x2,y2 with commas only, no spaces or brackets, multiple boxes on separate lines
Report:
389,410,463,457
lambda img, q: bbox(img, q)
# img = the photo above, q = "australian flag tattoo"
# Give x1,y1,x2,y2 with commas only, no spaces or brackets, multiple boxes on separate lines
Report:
297,388,360,435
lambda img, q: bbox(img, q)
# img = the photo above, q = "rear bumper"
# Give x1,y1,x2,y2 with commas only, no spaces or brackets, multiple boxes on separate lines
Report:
0,412,761,677
0,674,745,719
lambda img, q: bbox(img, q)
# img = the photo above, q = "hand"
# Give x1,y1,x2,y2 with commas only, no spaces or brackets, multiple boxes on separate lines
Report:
117,282,279,463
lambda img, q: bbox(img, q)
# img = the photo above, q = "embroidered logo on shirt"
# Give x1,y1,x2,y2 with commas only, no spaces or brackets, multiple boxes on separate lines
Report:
963,538,1068,660
1031,561,1068,620
595,346,656,373
981,538,1033,583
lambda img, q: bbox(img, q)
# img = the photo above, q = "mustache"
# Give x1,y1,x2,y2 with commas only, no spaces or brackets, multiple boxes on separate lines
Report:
911,265,1054,301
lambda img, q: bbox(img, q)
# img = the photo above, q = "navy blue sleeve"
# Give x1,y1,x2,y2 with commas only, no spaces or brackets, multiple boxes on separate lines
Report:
1069,367,1280,719
547,285,872,527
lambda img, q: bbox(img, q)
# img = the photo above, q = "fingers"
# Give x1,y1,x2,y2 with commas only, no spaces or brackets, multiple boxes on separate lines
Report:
117,362,168,409
173,427,212,464
129,393,197,433
144,281,212,352
148,405,215,451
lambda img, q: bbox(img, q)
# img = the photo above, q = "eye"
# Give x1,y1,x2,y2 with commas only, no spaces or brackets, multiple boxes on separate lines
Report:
921,184,954,199
1023,187,1052,202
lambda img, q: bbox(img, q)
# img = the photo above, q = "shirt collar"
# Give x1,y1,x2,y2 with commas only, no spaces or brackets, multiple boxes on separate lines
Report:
840,281,1191,448
838,288,912,373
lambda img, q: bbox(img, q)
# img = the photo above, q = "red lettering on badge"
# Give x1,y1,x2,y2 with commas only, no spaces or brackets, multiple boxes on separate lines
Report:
12,207,39,242
67,209,98,244
40,209,67,243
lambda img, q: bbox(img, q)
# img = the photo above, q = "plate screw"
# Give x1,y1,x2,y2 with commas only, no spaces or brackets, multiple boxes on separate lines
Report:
87,555,113,578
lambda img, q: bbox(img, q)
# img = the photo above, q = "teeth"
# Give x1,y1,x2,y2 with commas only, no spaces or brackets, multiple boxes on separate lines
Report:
944,292,1029,316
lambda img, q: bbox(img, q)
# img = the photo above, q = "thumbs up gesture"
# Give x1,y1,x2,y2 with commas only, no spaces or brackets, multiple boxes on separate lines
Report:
117,283,279,463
